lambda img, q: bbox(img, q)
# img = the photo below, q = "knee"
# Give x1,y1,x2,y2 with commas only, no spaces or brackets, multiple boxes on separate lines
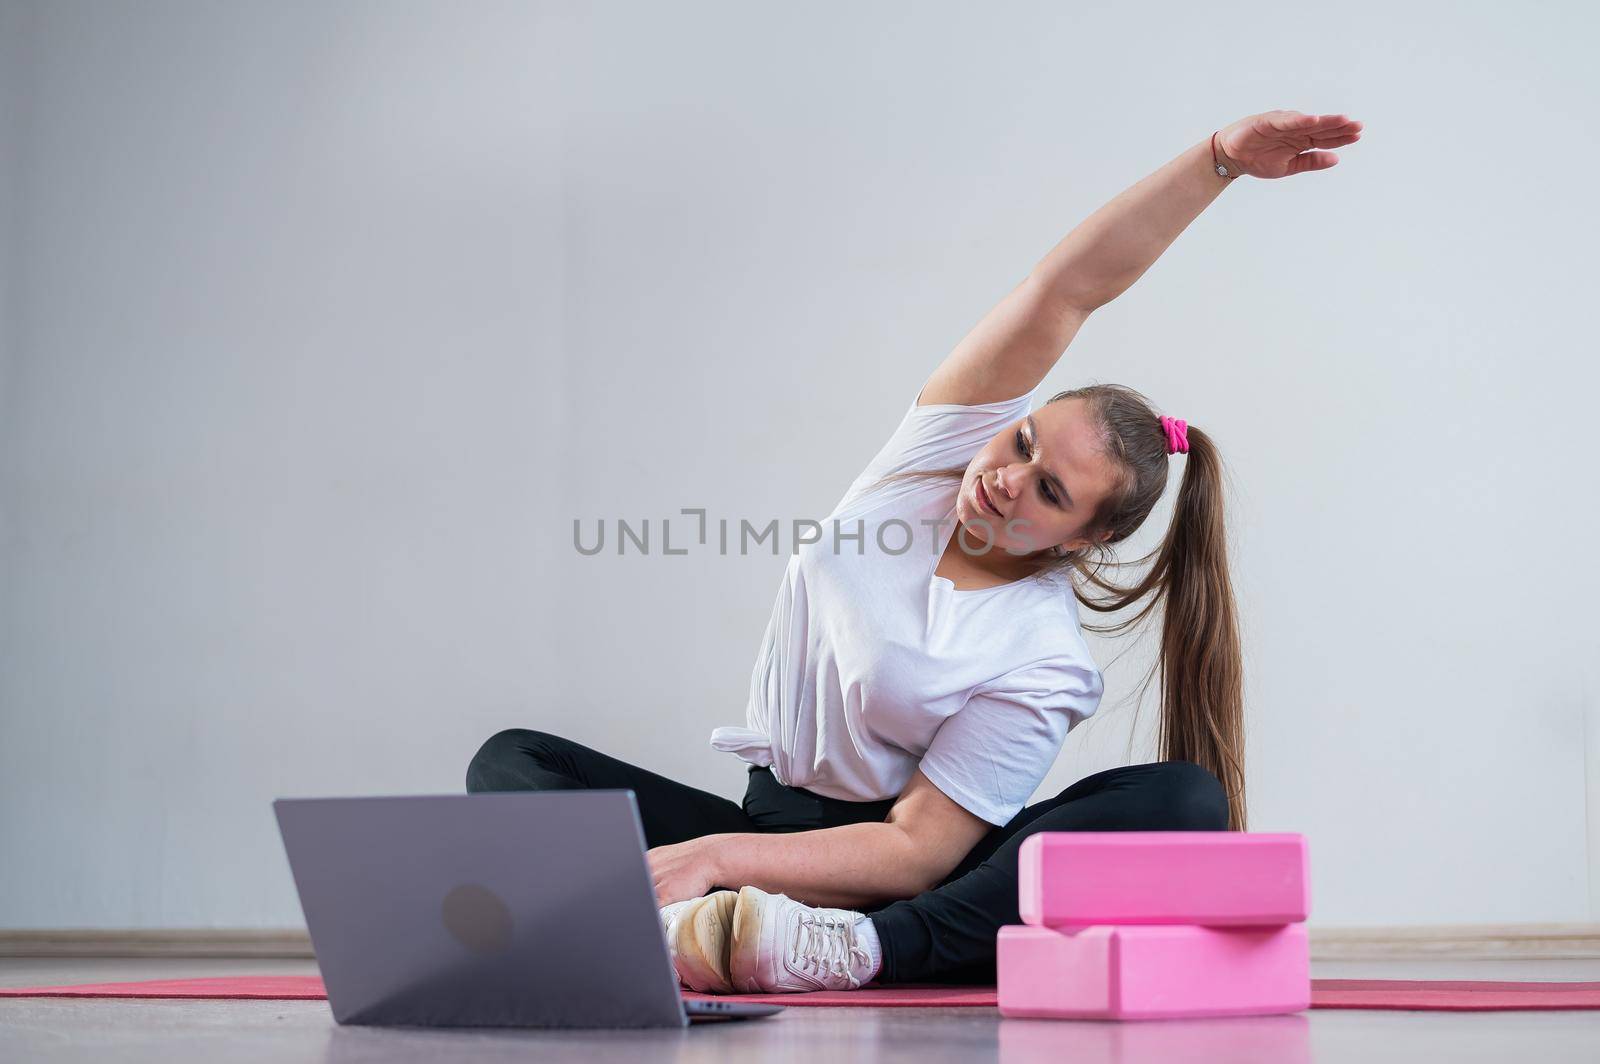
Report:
1151,760,1230,831
465,728,565,793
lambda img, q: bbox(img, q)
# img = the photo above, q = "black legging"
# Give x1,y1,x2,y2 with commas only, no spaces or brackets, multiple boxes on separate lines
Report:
465,728,1228,984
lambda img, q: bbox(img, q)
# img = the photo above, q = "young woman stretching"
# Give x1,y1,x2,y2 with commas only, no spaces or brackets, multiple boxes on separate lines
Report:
467,109,1362,993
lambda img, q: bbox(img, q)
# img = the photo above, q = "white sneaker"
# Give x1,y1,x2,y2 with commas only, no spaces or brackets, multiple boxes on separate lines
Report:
660,891,738,993
728,885,881,992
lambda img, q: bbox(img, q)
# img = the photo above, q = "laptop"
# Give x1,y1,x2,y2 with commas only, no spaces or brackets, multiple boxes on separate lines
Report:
274,791,783,1027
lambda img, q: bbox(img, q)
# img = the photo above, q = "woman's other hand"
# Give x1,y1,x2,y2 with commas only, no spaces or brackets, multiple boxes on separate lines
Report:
647,836,729,907
1217,110,1364,178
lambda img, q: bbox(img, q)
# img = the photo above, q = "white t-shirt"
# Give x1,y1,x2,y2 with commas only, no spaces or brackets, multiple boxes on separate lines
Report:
709,386,1105,826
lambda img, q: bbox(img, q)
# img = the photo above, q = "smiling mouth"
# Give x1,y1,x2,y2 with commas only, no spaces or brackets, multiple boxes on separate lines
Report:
975,477,1001,518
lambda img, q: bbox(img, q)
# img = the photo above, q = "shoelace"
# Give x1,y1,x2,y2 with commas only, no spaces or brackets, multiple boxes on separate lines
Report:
789,909,869,988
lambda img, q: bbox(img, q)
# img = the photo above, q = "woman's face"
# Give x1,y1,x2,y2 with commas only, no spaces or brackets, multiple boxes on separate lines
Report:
953,398,1123,558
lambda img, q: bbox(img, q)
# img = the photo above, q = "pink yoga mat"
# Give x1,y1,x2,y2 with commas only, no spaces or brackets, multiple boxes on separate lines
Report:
4,976,1599,1011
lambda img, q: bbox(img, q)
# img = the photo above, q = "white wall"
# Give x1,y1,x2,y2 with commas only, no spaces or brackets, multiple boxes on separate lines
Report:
2,0,1597,930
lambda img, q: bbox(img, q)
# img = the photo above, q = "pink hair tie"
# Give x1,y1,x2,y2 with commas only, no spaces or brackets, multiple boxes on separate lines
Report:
1159,415,1189,455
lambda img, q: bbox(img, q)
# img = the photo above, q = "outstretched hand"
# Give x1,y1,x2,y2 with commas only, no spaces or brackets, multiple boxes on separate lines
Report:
1216,110,1364,179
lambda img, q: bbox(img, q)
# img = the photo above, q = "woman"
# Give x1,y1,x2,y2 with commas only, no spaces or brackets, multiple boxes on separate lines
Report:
468,109,1363,994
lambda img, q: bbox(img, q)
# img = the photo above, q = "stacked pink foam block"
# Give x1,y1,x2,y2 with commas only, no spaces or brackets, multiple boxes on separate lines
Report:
998,832,1311,1020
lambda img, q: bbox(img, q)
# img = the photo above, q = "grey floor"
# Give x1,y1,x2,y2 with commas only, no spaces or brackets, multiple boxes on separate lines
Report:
3,956,1599,1062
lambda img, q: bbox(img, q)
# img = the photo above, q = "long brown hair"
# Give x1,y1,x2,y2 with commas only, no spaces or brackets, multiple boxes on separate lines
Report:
880,383,1247,829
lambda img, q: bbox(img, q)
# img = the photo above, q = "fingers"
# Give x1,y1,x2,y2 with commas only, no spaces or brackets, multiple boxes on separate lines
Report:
1267,111,1363,137
1312,122,1363,144
1266,110,1321,130
1311,131,1362,148
1287,151,1340,175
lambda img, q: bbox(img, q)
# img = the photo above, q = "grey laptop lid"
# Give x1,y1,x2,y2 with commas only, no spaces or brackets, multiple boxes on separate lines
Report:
274,791,689,1028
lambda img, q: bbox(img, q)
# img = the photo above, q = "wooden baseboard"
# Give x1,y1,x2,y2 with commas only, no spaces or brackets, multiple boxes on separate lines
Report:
4,924,1599,961
1309,923,1600,960
0,930,315,958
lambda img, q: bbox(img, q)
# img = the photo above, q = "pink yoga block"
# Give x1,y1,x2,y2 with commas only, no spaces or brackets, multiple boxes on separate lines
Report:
999,1013,1311,1061
1018,832,1309,927
997,923,1311,1020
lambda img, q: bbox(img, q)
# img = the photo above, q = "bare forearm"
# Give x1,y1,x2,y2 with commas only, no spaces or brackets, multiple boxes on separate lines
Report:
1033,136,1237,312
709,824,938,909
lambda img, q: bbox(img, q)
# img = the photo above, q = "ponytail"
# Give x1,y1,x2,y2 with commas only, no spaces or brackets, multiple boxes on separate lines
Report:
1150,426,1246,828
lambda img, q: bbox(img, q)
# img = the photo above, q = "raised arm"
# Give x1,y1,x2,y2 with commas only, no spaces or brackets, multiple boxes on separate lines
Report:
918,110,1363,407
